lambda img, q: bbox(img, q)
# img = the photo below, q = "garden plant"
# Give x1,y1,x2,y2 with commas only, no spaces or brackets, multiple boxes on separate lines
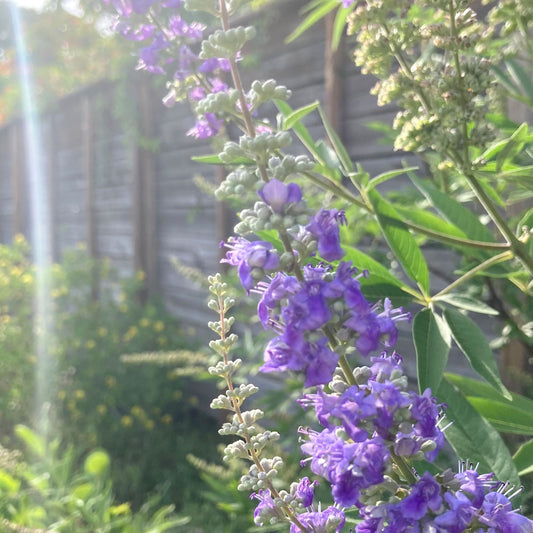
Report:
92,0,533,530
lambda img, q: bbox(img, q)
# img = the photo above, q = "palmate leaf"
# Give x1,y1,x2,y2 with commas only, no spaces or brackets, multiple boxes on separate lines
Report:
437,378,520,489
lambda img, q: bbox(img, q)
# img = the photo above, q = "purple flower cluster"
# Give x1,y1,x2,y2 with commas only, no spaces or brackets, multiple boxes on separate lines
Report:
299,353,444,508
221,237,279,292
255,263,409,386
104,0,229,138
357,467,533,532
253,478,346,533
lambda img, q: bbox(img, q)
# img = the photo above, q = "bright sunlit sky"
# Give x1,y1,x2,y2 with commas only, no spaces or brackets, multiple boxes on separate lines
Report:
12,0,83,16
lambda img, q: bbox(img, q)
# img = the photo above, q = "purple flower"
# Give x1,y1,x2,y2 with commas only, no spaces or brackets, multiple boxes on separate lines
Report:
290,506,345,533
252,489,283,526
396,472,443,520
294,477,317,507
187,113,223,139
479,491,533,531
131,0,155,14
282,279,331,332
258,179,302,213
342,0,356,6
256,272,299,329
306,209,346,261
199,57,231,72
434,491,475,532
221,237,279,291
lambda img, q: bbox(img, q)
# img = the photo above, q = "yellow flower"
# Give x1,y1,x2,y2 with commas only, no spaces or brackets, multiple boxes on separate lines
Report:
120,415,133,427
161,414,172,425
153,320,164,332
144,420,155,431
139,318,150,328
74,389,85,400
85,340,96,350
98,327,108,337
57,390,66,400
97,404,107,415
119,303,129,313
21,273,33,284
131,405,144,417
136,271,146,281
157,336,168,346
105,376,117,388
123,326,138,342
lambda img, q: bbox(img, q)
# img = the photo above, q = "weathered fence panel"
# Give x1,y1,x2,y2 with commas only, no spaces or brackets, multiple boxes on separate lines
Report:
0,0,412,329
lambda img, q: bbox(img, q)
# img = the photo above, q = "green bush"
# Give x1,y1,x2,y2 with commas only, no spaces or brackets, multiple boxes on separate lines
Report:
0,238,220,511
0,425,190,532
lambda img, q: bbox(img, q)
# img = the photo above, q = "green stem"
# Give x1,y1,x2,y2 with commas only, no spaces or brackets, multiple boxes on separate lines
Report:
391,451,417,485
433,250,514,299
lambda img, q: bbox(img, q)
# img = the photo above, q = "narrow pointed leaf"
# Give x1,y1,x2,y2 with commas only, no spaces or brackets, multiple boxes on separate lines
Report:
413,309,451,393
192,154,253,165
318,106,354,174
443,309,511,400
434,293,499,315
466,397,533,435
409,174,494,242
286,0,339,43
368,189,430,293
366,167,419,191
445,373,533,414
513,439,533,476
438,378,520,488
275,99,323,164
394,205,469,241
332,4,353,50
342,246,406,288
282,101,320,131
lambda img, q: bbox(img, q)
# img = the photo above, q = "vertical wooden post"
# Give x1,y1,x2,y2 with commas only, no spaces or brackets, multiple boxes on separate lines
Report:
133,76,158,302
10,120,26,239
139,77,157,298
324,12,344,136
83,94,97,299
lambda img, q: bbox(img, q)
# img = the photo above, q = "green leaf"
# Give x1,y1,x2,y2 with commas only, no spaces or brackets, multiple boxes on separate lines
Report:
366,167,419,191
15,425,45,457
466,397,533,435
367,189,430,293
318,106,354,174
286,0,339,43
332,4,353,50
434,293,499,315
342,246,405,287
0,470,21,494
513,439,533,476
359,282,414,307
413,309,451,393
496,123,529,172
437,378,520,488
191,154,253,165
443,309,511,400
282,101,320,131
445,373,533,414
505,59,533,101
274,99,323,163
409,174,494,243
394,205,469,242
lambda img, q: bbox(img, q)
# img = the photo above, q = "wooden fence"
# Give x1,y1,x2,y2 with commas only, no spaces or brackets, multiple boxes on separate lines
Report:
0,0,416,329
